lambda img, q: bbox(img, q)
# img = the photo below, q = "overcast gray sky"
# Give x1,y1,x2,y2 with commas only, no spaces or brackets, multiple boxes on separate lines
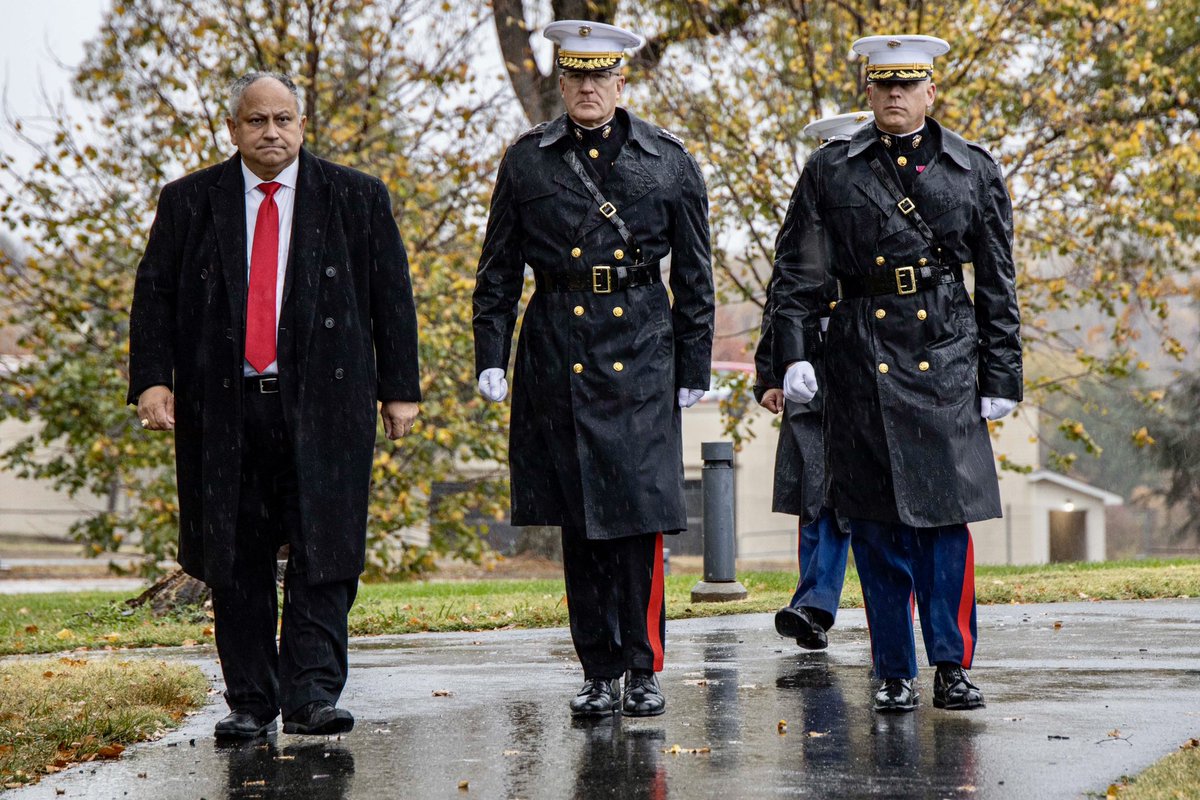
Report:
0,0,108,121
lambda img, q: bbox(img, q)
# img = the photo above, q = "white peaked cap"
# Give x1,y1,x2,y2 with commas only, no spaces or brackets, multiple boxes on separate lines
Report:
544,20,646,71
803,110,875,142
852,35,950,82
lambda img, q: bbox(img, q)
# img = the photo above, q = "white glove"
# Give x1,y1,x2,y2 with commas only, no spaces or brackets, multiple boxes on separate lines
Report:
783,361,818,403
980,397,1017,420
678,388,705,408
478,368,508,402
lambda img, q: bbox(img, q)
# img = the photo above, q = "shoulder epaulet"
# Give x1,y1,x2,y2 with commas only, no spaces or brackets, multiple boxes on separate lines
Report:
513,121,549,144
657,128,687,150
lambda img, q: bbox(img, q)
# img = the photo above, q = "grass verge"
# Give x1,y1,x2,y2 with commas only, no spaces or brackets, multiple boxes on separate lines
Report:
1,558,1198,657
1110,738,1200,799
0,657,209,788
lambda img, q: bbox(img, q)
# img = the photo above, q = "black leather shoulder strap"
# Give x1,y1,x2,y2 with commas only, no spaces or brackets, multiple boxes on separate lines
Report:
868,158,936,246
562,148,639,251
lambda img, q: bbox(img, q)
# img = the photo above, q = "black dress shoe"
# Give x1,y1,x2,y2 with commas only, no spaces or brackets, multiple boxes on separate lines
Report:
774,606,828,650
215,710,277,740
873,678,919,713
282,701,355,735
569,678,622,717
622,671,666,717
933,664,985,710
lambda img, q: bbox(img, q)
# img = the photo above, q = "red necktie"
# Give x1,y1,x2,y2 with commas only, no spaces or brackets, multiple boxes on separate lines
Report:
245,181,281,373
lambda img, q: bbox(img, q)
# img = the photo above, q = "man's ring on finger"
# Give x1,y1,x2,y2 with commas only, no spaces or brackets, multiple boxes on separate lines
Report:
140,418,150,428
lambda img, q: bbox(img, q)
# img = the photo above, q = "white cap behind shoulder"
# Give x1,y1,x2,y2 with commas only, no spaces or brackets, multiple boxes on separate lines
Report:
803,110,874,142
852,35,950,82
544,20,645,72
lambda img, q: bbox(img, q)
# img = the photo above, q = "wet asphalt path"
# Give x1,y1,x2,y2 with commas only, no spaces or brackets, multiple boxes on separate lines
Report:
8,599,1200,799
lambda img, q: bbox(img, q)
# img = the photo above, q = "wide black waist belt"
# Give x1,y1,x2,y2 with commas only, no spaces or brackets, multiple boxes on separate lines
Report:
838,263,963,298
536,263,660,295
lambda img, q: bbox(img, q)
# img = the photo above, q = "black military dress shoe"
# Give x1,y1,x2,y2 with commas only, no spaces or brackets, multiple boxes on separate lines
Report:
569,678,622,717
622,671,666,717
933,664,986,710
774,606,828,650
283,701,355,735
214,710,277,740
873,678,919,713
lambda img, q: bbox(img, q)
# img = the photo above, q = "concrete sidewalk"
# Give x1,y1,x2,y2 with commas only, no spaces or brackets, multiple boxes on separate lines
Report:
9,599,1200,799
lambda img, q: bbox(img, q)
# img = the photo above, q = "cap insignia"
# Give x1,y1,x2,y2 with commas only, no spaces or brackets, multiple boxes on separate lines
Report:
887,39,902,48
579,25,591,37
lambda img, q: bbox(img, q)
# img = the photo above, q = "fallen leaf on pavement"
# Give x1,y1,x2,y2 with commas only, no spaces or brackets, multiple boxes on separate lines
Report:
805,731,827,738
661,745,711,754
458,780,469,790
1181,738,1199,750
433,689,453,697
95,744,125,759
777,720,788,734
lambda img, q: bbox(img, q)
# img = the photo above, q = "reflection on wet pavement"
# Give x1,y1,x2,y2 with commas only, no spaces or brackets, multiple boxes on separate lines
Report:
13,600,1200,800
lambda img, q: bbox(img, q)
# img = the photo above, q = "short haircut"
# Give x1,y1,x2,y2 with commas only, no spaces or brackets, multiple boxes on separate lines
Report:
228,72,303,119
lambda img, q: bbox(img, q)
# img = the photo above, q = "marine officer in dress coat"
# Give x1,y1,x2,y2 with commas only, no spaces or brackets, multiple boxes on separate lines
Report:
473,20,714,718
771,36,1022,712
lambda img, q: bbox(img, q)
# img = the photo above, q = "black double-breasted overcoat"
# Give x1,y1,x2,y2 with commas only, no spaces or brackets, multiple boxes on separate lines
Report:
753,272,833,524
772,118,1022,527
128,150,421,588
473,110,714,539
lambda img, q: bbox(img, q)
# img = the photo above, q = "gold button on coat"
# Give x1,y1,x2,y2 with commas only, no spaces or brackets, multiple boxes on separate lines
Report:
613,362,624,372
917,309,928,320
878,363,889,374
828,301,837,310
589,148,599,159
875,309,886,319
571,247,582,258
897,156,908,167
613,307,624,317
573,363,583,374
614,249,624,260
573,305,584,316
875,256,885,266
918,257,928,266
919,361,930,371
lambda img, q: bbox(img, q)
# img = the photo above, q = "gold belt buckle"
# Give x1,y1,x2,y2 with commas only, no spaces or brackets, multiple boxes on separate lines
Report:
895,265,917,295
897,197,916,215
592,265,613,294
599,202,617,218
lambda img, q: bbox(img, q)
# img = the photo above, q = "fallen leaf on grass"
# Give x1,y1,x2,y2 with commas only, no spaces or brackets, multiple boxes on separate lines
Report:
103,633,121,642
55,629,75,640
43,670,55,679
24,625,37,634
95,743,125,759
181,639,198,647
202,626,214,637
1180,738,1199,750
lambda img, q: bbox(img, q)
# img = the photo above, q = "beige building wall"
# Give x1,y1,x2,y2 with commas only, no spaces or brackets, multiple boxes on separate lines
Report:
0,418,109,537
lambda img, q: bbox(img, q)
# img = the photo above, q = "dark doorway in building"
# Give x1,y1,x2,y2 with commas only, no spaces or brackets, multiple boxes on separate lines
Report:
1049,510,1088,562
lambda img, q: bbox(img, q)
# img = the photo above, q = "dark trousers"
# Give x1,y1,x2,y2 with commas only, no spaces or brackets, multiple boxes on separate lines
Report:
788,507,850,630
850,519,977,680
561,526,665,679
211,387,359,720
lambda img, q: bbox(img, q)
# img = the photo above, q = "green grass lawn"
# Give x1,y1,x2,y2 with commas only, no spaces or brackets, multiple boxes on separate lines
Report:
3,558,1198,656
0,658,208,788
1111,739,1200,800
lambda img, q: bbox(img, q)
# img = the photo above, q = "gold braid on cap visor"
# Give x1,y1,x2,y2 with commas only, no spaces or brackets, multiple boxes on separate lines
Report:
866,63,934,81
557,50,624,70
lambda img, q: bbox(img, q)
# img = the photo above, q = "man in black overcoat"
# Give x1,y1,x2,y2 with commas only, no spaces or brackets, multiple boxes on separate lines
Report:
473,21,714,718
128,72,421,739
772,36,1022,713
755,112,874,653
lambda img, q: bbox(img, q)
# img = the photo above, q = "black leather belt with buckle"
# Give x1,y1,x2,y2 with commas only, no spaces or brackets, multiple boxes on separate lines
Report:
244,376,280,394
536,262,660,294
837,263,964,298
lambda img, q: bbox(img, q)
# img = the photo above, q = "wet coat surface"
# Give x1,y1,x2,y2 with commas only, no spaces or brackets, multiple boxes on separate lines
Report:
473,110,714,539
19,599,1200,800
771,119,1022,528
127,150,421,587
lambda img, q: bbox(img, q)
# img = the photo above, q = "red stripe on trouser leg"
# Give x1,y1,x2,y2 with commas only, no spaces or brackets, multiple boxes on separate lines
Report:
795,520,804,592
957,530,976,668
647,532,665,671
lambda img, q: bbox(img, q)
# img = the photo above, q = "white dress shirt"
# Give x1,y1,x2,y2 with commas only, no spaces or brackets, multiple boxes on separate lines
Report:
241,157,298,376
